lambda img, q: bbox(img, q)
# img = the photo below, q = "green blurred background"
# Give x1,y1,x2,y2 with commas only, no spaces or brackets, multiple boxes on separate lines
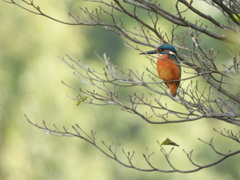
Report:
0,1,239,180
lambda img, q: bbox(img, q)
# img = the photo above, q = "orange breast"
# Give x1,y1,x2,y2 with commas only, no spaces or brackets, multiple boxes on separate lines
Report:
157,54,181,96
156,54,181,81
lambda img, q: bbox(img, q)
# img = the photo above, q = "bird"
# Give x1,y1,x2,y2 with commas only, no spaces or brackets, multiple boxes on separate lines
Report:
140,44,181,97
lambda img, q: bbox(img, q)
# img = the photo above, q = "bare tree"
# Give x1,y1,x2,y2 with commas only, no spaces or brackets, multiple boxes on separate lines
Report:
4,0,240,173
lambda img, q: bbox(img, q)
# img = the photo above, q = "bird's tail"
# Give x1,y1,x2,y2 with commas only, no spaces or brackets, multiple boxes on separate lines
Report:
168,83,179,97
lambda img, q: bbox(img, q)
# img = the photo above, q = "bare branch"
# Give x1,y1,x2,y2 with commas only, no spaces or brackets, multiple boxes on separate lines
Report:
25,115,240,173
5,0,240,173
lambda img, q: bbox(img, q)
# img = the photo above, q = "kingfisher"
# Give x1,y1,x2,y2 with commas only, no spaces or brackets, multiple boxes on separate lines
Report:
140,44,181,97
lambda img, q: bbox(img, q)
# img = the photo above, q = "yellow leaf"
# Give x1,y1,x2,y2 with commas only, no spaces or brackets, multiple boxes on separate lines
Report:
233,14,240,21
76,96,89,105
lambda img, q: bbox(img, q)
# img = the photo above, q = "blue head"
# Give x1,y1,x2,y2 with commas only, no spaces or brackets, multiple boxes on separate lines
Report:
140,44,177,55
157,44,177,55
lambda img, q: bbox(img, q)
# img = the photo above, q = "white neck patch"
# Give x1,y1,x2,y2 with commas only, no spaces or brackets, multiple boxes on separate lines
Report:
168,51,176,56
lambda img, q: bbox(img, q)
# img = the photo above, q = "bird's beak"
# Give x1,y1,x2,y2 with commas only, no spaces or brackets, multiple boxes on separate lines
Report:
139,49,158,55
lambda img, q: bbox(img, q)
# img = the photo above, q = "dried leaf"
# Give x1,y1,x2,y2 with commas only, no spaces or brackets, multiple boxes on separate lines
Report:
161,138,179,147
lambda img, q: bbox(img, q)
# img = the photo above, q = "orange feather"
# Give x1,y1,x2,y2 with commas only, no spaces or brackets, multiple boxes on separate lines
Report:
157,54,181,96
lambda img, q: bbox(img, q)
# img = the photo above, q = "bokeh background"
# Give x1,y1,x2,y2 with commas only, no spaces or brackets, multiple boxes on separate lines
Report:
0,1,239,180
